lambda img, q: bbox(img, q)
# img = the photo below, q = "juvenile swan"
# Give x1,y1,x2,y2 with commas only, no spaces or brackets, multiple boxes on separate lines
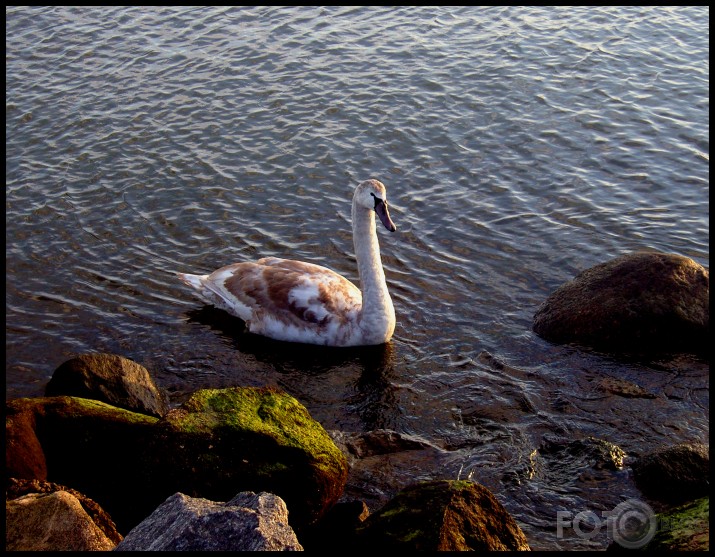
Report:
178,179,397,346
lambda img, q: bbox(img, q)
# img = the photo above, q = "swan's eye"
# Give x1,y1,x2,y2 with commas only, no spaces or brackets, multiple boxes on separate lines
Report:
370,192,383,208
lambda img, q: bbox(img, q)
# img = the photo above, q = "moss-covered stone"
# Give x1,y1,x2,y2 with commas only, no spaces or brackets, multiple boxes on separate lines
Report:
354,479,531,551
606,497,711,551
153,387,348,531
645,497,709,551
6,388,348,535
6,396,160,533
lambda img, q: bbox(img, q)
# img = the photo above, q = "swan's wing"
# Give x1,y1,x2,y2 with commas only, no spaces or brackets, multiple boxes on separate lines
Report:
204,257,362,330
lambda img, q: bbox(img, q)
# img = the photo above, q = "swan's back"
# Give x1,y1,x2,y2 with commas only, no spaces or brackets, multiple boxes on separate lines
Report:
179,257,364,345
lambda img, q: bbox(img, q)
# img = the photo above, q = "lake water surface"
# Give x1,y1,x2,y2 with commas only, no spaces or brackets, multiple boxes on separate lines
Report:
6,6,709,550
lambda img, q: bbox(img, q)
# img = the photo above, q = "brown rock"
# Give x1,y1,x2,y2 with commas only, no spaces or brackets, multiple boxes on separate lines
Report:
355,480,531,551
5,403,47,480
533,252,709,356
632,442,709,504
6,490,117,551
45,353,169,417
6,477,123,545
5,396,159,533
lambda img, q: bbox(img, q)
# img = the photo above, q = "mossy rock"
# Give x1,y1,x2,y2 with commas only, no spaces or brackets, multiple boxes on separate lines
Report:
6,396,160,532
5,388,348,534
607,497,709,551
354,480,531,551
645,497,709,551
151,387,348,531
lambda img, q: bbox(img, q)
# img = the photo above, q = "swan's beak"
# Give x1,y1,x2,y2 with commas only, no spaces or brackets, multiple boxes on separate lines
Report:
375,199,397,232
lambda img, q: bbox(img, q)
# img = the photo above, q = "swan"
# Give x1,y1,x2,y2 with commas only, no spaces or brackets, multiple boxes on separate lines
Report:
178,179,397,346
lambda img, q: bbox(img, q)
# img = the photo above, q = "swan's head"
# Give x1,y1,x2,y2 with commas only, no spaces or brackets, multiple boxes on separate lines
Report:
355,179,397,232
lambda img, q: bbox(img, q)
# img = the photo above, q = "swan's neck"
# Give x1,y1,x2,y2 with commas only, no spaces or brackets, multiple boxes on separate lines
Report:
352,202,395,343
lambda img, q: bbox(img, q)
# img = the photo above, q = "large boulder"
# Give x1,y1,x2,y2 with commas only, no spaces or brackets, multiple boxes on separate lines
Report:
5,396,159,533
354,480,531,551
6,490,117,551
45,353,169,417
533,252,709,356
115,491,302,551
149,387,348,532
5,387,347,534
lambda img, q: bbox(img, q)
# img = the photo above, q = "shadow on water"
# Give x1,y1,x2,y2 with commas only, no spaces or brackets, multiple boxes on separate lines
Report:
185,305,401,431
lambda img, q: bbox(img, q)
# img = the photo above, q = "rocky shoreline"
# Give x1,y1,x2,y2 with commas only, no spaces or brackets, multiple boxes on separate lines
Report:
6,252,709,550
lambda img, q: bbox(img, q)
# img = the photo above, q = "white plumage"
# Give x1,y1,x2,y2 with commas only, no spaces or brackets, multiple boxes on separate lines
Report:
178,179,397,346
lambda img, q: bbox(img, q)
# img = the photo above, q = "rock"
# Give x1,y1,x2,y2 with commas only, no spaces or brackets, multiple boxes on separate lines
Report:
5,387,347,534
6,477,123,545
45,353,169,417
6,490,117,551
354,480,531,551
606,497,709,551
328,429,446,514
539,435,626,471
5,402,47,480
150,387,348,532
330,428,434,458
5,396,159,533
300,499,370,550
115,491,302,551
632,442,709,505
644,497,709,551
596,377,656,399
533,252,709,356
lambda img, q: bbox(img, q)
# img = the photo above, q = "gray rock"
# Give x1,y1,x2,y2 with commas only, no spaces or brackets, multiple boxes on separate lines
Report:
114,491,303,551
6,491,117,551
533,252,709,356
46,353,169,417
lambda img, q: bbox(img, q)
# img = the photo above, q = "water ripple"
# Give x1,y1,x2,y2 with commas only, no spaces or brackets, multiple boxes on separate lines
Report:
6,6,708,550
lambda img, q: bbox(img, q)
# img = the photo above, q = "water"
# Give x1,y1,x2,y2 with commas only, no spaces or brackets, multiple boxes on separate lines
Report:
6,6,709,550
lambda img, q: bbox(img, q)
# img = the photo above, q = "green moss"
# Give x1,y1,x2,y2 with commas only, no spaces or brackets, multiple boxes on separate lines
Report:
167,387,345,477
448,480,475,491
645,497,709,551
9,396,159,426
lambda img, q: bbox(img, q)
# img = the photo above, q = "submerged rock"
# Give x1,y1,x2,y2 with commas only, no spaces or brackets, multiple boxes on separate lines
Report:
533,252,709,356
115,491,302,551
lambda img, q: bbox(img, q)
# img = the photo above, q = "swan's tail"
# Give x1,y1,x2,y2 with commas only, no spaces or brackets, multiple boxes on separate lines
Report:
177,272,218,306
177,272,207,291
177,271,247,319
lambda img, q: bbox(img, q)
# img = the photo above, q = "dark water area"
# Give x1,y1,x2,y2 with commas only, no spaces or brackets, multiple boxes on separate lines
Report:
6,6,708,550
